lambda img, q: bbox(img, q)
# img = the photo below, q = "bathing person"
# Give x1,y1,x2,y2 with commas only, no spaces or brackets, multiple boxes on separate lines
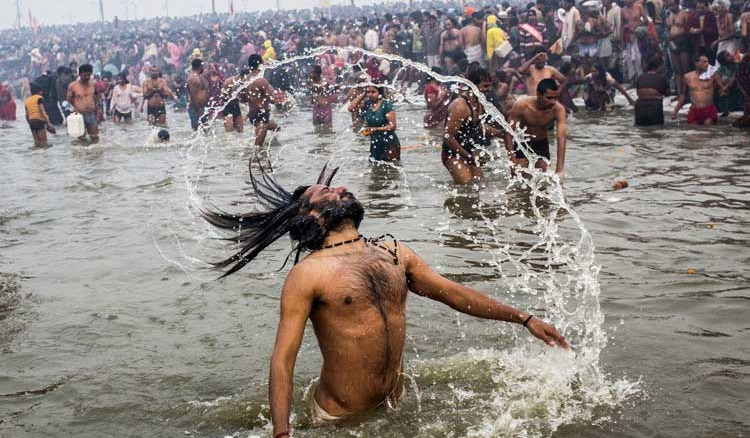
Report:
141,66,174,126
672,55,723,125
25,82,54,147
504,78,568,174
348,85,401,162
200,163,569,437
66,63,101,142
635,56,669,126
244,54,280,145
442,68,505,185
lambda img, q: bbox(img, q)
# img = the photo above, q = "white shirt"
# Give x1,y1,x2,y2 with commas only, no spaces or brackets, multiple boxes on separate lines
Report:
562,6,581,49
111,84,136,113
364,29,379,51
604,4,623,41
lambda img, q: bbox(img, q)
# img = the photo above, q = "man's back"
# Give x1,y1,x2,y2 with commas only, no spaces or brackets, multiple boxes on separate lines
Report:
461,23,483,46
296,242,408,415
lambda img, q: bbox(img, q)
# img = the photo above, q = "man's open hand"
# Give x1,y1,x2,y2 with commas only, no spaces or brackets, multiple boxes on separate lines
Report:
526,317,569,350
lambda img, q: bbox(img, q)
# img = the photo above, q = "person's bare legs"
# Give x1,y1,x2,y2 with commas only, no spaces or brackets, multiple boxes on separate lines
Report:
88,123,99,143
224,116,235,132
445,157,482,185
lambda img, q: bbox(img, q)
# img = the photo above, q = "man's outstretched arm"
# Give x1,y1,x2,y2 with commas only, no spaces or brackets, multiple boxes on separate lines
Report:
402,244,569,349
269,264,316,437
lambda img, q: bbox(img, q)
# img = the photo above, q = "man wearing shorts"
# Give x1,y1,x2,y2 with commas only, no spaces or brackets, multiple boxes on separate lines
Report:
187,58,209,131
243,54,280,145
505,78,568,174
66,63,101,143
672,55,723,125
141,66,174,126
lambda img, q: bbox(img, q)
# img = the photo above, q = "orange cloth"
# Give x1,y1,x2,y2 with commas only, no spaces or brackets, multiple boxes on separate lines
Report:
24,94,44,121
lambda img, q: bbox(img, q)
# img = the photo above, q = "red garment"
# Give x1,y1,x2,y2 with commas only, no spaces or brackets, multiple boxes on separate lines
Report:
0,84,16,121
686,11,718,49
687,104,718,124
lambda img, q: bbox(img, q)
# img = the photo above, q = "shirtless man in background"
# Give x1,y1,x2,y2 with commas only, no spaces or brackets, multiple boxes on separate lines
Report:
518,48,567,96
439,18,464,65
66,63,100,142
461,12,486,65
221,69,249,133
141,66,174,126
187,58,209,131
666,0,691,95
505,78,568,174
672,55,724,125
244,54,280,145
199,163,569,438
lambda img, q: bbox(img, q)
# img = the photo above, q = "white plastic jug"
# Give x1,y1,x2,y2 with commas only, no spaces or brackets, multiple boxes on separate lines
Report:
67,113,85,137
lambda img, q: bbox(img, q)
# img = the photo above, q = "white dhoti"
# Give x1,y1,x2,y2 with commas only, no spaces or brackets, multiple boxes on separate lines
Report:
464,44,484,65
622,41,642,83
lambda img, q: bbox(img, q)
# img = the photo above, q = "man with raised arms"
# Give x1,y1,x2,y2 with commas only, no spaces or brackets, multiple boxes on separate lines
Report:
518,48,567,96
504,78,568,174
201,163,569,438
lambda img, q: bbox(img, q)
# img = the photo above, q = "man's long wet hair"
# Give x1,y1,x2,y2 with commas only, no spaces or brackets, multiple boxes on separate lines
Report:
200,160,347,278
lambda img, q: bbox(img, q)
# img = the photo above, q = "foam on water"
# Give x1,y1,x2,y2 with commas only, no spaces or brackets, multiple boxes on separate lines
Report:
156,47,640,436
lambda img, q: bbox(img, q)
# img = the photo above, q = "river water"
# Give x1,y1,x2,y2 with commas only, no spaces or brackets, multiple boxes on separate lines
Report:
1,85,749,438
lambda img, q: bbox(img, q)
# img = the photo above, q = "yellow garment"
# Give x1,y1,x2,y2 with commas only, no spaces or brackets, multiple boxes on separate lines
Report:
25,94,44,121
262,40,276,62
487,15,497,26
486,26,506,59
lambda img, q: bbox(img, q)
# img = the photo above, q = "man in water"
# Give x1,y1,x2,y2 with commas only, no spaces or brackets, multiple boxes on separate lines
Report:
201,163,568,437
187,58,209,131
141,66,174,126
672,55,723,125
518,48,566,96
461,12,486,66
221,69,249,133
243,54,280,146
442,68,505,185
504,78,568,175
66,63,101,143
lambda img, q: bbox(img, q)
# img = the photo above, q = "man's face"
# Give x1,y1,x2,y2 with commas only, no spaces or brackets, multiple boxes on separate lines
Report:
80,71,92,82
695,56,709,72
444,20,453,30
534,54,546,69
603,0,612,8
538,89,560,109
151,67,160,79
696,2,705,14
301,184,364,233
527,12,537,24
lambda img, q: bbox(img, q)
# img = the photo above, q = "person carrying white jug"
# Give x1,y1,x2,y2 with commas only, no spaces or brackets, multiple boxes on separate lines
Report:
65,64,101,143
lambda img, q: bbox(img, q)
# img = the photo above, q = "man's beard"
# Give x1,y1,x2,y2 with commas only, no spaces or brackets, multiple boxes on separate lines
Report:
317,192,365,236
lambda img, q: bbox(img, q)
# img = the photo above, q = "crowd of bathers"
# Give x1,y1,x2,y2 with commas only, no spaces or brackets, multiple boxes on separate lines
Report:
2,0,750,137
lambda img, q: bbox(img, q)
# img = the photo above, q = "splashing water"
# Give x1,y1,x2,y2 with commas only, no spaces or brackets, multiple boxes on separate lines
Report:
157,47,640,437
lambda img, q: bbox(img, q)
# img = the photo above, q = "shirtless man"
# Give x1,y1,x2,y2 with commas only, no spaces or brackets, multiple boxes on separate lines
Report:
309,65,337,128
244,54,280,146
221,69,249,133
461,12,486,65
504,78,568,174
621,0,649,82
200,163,569,437
518,48,567,96
666,0,692,95
187,58,209,131
141,66,174,126
442,68,504,185
440,18,464,66
672,55,724,125
66,63,101,143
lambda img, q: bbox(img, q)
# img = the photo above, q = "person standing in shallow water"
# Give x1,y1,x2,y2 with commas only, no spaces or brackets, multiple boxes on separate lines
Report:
672,55,724,125
66,64,101,143
442,68,505,185
348,85,401,163
505,78,568,175
200,163,569,435
635,56,669,126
